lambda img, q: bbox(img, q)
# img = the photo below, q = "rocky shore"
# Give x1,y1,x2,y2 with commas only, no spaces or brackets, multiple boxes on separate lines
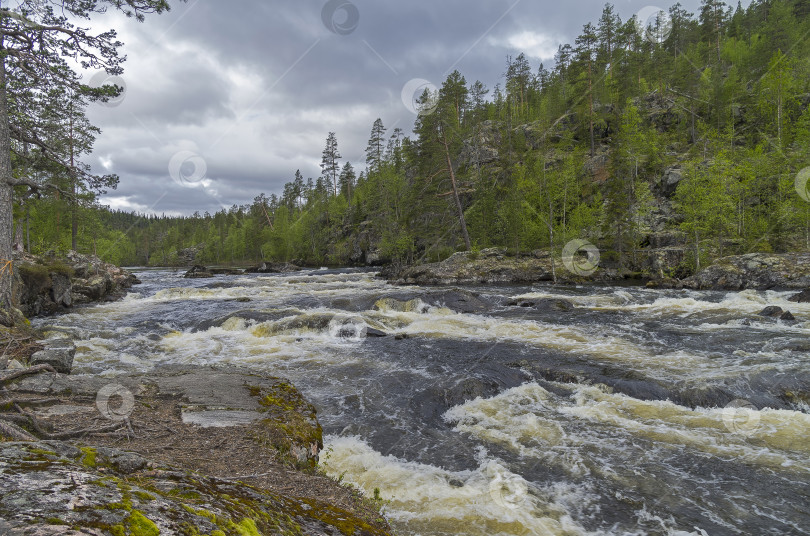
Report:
383,248,618,286
0,366,393,535
10,251,140,320
383,248,810,292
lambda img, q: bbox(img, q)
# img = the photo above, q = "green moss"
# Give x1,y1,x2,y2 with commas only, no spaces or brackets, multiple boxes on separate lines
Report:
211,532,226,536
126,510,160,536
234,518,260,536
133,491,156,502
27,447,57,456
80,447,97,468
45,517,67,525
18,262,75,293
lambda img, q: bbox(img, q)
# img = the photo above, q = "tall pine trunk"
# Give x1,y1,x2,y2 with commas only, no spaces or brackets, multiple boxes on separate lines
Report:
441,133,471,251
0,37,15,311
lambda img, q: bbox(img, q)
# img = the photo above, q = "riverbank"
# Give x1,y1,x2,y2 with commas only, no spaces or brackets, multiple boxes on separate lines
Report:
381,248,810,291
0,364,394,535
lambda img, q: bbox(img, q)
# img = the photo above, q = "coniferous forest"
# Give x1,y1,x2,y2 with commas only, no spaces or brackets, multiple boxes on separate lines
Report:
17,0,810,273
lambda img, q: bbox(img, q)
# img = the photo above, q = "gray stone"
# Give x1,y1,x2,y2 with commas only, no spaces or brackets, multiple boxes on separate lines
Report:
50,273,72,307
30,340,76,374
758,306,784,317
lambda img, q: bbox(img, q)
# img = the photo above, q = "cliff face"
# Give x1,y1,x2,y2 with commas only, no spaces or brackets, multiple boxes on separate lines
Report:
9,251,140,320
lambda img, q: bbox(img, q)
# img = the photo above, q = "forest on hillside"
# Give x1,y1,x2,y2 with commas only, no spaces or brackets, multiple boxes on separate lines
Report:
15,0,810,273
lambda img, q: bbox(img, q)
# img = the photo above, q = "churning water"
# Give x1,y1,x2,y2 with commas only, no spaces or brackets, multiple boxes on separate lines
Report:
34,269,810,535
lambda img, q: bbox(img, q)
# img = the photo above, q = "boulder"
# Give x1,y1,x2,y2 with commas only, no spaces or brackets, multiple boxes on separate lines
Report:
183,264,213,278
788,289,810,303
758,306,784,318
29,339,76,374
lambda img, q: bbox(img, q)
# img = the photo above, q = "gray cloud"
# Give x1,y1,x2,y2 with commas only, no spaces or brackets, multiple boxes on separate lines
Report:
83,0,724,215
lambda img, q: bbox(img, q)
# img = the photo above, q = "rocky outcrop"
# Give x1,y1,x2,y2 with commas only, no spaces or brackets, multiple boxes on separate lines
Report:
386,248,617,285
0,440,390,536
12,251,140,318
0,367,393,535
682,253,810,290
176,243,204,265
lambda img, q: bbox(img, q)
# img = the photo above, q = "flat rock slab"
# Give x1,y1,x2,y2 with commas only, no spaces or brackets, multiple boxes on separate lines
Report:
6,365,279,412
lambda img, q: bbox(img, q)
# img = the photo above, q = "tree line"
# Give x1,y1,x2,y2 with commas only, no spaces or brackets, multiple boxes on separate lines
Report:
13,0,810,275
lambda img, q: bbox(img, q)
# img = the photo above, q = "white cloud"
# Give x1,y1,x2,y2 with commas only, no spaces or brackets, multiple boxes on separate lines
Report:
490,31,561,61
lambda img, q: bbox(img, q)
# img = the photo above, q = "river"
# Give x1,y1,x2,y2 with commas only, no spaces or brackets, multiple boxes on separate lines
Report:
32,268,810,536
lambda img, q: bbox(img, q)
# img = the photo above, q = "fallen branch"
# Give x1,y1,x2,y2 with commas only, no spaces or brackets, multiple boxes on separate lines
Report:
0,418,37,441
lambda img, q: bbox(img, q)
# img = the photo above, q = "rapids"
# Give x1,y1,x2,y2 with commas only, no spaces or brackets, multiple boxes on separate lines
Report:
33,268,810,535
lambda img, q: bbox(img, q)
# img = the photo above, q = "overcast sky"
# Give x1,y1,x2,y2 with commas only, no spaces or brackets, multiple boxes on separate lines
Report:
81,0,716,216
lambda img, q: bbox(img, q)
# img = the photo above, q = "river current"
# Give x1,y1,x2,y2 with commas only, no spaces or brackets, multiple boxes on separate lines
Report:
33,268,810,535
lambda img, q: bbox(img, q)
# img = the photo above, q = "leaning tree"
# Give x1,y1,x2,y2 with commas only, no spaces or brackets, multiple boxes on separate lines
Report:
0,0,180,317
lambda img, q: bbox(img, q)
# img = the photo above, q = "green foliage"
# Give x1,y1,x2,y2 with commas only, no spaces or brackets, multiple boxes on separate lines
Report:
13,0,810,268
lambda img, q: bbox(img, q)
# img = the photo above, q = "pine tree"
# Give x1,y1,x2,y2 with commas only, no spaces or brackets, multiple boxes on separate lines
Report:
365,119,386,175
320,132,341,197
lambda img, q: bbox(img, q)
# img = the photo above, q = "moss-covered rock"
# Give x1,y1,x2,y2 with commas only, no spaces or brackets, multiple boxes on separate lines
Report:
0,441,391,536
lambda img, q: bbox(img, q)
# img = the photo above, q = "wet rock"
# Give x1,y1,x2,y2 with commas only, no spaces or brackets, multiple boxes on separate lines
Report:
183,264,213,278
365,328,387,337
683,253,810,290
210,267,244,275
29,339,76,374
394,333,409,340
507,298,574,311
246,262,302,274
426,289,495,314
788,289,810,303
780,311,796,321
758,306,784,318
